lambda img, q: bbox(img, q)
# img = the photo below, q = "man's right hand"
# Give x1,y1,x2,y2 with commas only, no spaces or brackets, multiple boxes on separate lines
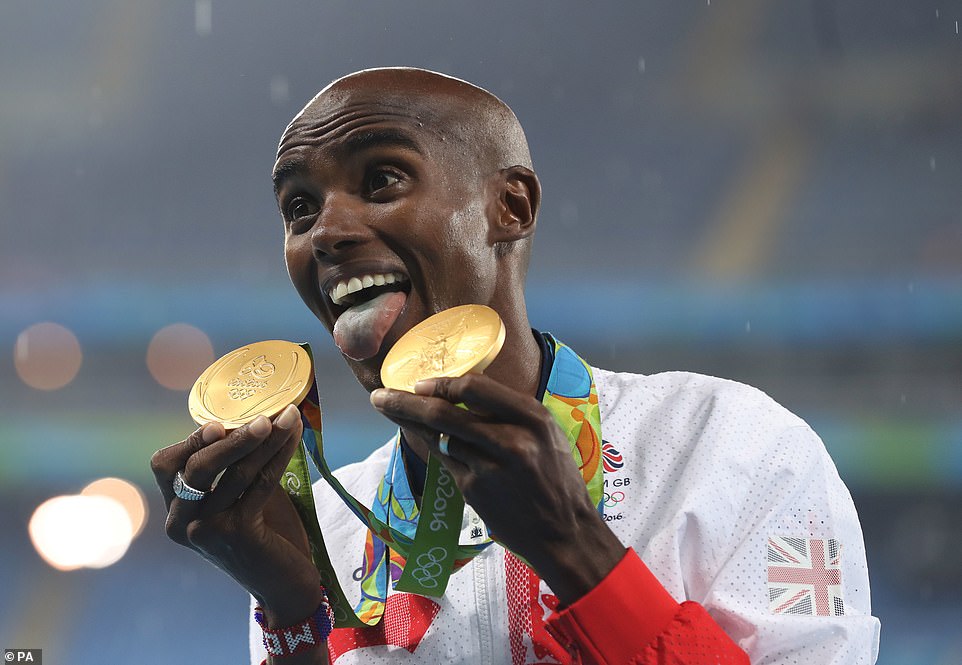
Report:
150,404,325,627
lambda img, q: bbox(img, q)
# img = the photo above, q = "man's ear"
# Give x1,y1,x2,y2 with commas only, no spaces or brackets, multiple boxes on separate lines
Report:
489,165,541,243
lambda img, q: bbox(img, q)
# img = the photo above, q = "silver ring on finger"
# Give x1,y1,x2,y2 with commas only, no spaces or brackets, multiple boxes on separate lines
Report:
438,433,452,457
173,470,208,501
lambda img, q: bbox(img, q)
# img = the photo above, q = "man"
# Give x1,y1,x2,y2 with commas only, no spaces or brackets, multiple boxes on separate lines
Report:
151,68,880,664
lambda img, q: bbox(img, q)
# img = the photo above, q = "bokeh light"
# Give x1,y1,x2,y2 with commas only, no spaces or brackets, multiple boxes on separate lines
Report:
14,322,83,390
146,323,215,390
81,477,149,538
28,495,134,571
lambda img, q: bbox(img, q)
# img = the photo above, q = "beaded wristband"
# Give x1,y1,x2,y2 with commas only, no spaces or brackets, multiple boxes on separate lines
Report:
254,589,334,658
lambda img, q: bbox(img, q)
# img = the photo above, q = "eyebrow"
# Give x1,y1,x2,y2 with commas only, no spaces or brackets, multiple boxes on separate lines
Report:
271,159,307,198
272,158,306,197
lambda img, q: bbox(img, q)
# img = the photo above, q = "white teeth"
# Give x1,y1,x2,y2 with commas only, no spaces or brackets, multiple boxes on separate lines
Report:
332,282,349,304
328,272,407,306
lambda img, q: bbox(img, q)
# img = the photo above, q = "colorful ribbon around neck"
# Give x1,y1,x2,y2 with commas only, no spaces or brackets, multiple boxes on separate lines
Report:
282,335,602,628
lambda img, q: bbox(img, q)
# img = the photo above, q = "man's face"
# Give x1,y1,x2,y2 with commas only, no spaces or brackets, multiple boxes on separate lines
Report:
274,90,498,391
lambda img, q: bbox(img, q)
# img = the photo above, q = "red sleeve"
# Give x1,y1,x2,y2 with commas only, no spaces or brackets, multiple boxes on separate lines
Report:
544,548,749,665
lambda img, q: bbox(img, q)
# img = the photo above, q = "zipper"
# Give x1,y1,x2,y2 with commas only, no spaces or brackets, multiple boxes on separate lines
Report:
471,506,494,664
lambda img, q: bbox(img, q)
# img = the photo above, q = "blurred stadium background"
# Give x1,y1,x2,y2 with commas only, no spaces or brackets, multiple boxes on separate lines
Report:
1,1,960,662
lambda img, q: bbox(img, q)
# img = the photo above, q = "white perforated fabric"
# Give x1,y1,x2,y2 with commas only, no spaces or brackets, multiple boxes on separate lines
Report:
250,369,880,664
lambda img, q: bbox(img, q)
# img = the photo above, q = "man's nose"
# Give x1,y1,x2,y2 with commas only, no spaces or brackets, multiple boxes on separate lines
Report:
310,195,370,258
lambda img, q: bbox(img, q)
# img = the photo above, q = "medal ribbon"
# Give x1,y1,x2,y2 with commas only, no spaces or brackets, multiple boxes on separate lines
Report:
282,335,602,628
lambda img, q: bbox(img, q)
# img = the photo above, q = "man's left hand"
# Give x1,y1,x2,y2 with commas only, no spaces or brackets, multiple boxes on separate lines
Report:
370,373,626,605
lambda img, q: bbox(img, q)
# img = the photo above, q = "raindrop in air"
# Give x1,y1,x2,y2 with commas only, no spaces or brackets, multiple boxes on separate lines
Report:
195,0,212,36
559,200,579,228
270,75,290,105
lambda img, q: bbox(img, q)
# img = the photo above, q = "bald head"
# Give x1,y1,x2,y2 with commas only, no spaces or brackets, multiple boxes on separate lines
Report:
277,68,539,265
279,67,532,175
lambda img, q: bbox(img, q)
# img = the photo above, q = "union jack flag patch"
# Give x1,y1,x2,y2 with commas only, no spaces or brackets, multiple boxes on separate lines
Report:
767,536,844,617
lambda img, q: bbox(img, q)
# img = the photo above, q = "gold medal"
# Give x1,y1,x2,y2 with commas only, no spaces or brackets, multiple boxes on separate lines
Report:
381,304,505,392
188,340,313,429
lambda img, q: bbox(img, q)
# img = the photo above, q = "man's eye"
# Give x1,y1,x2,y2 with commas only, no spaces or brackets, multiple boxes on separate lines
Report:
369,171,400,192
286,197,317,220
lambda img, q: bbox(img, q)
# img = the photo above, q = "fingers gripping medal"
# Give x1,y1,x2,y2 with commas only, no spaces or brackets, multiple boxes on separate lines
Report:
188,342,315,517
381,305,505,597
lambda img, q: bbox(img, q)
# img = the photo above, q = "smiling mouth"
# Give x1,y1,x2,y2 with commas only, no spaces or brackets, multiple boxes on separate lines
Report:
328,271,409,307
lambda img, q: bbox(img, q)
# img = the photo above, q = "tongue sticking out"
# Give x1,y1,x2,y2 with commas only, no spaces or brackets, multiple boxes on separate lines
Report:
333,290,407,361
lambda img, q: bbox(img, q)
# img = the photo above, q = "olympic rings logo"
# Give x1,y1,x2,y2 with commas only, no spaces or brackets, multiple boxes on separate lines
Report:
408,546,449,589
604,491,625,508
